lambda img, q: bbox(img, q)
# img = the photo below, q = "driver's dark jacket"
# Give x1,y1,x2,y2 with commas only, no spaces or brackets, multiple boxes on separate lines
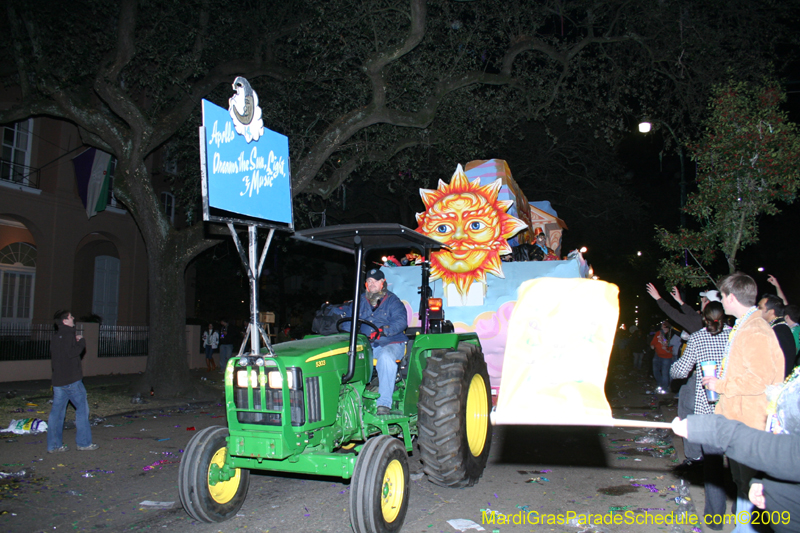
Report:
346,291,408,347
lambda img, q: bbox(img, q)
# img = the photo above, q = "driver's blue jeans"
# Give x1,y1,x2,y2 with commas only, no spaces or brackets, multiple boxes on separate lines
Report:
375,342,405,408
47,380,92,450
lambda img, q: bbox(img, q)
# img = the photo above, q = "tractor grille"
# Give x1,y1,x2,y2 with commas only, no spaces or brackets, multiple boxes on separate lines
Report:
306,376,322,423
234,387,305,426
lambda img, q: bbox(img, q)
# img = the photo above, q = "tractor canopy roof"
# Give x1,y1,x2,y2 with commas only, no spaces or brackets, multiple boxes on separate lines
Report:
293,223,445,255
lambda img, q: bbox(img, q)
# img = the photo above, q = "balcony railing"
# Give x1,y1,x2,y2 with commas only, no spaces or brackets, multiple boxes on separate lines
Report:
0,160,40,189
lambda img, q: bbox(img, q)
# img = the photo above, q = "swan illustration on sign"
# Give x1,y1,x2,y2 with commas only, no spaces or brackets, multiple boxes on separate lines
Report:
228,77,264,143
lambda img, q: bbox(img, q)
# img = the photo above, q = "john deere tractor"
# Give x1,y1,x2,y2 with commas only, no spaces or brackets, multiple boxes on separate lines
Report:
178,223,493,533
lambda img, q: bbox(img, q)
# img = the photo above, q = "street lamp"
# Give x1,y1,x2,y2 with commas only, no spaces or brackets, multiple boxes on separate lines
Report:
639,119,686,228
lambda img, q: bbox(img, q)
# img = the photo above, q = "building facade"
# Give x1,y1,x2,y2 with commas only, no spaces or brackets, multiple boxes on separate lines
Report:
0,115,149,326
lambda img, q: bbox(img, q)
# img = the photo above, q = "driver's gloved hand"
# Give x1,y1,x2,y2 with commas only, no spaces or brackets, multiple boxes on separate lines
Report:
369,328,384,341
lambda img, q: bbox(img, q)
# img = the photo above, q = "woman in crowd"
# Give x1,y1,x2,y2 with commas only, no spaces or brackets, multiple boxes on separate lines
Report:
670,301,731,530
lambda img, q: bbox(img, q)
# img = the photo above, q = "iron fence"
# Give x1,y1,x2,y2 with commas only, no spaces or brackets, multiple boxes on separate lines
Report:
98,325,148,358
0,323,147,360
0,323,55,361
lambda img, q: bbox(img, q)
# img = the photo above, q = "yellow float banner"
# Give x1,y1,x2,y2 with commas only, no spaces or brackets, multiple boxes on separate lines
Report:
493,277,669,428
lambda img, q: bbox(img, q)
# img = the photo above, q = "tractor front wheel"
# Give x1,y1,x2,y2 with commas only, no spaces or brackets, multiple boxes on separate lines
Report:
350,435,409,533
418,342,492,487
178,426,250,522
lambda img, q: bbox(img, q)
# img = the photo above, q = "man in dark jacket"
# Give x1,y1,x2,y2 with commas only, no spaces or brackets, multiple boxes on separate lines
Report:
347,268,407,415
47,310,98,453
758,294,797,377
673,414,800,533
646,283,709,333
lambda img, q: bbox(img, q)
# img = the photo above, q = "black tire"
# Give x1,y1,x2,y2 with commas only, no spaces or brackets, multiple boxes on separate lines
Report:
350,435,410,533
178,426,250,522
417,342,492,488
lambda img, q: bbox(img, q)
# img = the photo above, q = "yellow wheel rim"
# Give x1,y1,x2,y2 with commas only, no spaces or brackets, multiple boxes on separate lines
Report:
466,374,488,456
381,459,404,523
208,447,241,504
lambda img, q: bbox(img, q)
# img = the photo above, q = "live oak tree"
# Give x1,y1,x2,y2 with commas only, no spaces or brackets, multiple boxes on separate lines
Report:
0,0,793,393
251,0,797,243
0,0,297,394
657,80,800,287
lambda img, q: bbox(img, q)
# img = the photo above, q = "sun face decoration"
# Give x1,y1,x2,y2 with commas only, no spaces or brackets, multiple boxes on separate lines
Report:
416,164,528,296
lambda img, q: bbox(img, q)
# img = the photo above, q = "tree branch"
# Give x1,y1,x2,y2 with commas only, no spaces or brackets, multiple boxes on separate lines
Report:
48,90,127,155
192,0,210,61
106,0,138,81
148,60,297,153
0,98,66,124
293,4,645,197
305,137,424,197
91,0,148,147
6,4,31,99
726,209,748,273
364,0,427,107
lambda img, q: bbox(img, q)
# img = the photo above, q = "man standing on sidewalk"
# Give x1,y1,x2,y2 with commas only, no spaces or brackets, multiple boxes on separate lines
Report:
703,273,783,532
47,310,98,453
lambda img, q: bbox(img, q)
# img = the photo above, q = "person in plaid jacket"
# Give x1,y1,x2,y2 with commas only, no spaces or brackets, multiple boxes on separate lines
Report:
670,301,731,529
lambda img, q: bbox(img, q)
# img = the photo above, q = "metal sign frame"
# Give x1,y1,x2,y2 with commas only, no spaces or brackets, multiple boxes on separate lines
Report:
198,79,295,356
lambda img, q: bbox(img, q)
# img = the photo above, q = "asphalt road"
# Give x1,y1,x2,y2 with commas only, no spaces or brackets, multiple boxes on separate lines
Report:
0,365,739,533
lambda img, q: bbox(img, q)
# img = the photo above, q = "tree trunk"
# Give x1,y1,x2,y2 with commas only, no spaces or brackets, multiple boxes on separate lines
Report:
141,237,193,395
114,160,211,396
727,211,747,274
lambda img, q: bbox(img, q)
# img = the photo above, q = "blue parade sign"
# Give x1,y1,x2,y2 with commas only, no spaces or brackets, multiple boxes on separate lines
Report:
199,78,293,228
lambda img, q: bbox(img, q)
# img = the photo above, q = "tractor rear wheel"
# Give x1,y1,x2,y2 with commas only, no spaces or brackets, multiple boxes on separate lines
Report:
350,435,409,533
417,343,492,487
178,426,250,522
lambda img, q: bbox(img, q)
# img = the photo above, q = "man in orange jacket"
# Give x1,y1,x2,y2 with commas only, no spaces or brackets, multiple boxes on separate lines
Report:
703,272,783,533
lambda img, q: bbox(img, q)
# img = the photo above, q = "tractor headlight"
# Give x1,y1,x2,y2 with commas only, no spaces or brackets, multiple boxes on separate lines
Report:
267,371,290,389
267,368,302,390
236,369,259,388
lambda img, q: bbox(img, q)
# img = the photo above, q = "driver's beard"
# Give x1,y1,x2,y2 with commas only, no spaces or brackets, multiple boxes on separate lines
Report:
366,288,387,308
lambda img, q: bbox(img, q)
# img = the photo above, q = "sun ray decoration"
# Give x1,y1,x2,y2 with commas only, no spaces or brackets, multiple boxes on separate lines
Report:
415,165,528,297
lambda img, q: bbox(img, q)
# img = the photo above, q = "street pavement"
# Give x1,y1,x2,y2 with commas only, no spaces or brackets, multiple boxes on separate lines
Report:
0,365,740,533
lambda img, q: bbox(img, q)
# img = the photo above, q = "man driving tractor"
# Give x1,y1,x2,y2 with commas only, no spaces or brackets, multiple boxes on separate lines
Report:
347,267,408,415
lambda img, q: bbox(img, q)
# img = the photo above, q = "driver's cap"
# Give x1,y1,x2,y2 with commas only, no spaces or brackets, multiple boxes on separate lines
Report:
366,268,385,282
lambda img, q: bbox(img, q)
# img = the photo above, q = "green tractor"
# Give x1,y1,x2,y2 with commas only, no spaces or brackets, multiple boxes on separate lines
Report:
178,223,493,532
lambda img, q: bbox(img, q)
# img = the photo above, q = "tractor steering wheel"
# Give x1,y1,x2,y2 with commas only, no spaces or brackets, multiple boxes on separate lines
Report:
336,317,380,335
